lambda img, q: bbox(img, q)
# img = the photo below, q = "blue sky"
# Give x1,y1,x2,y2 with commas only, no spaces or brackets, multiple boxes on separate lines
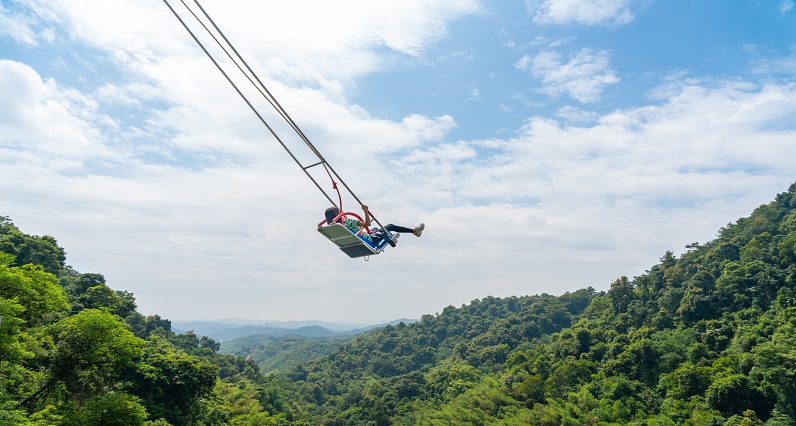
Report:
1,0,796,324
357,1,796,140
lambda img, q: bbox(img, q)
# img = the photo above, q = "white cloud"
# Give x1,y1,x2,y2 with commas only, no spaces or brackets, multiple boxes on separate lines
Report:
750,46,796,75
780,0,794,15
555,105,598,124
2,1,796,324
517,48,619,103
4,70,796,323
412,80,796,207
0,60,111,167
0,2,53,45
2,0,482,171
22,0,482,86
526,0,637,27
386,83,796,302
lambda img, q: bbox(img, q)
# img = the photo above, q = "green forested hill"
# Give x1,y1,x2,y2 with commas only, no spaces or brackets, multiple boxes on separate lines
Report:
218,320,422,374
271,182,796,425
221,334,350,374
0,216,280,425
2,182,796,425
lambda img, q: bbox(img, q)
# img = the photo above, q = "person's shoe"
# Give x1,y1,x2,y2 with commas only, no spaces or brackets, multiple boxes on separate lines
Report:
413,223,425,237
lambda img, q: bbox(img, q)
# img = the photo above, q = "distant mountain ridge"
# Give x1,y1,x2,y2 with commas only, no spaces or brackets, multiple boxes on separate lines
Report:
216,319,419,373
173,318,417,342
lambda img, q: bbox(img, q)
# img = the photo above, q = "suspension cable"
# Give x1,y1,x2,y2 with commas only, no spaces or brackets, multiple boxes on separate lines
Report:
163,0,389,233
190,0,322,159
162,0,336,207
187,0,375,220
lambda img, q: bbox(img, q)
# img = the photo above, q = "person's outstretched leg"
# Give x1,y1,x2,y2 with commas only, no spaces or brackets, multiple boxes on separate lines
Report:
384,223,425,236
384,224,413,233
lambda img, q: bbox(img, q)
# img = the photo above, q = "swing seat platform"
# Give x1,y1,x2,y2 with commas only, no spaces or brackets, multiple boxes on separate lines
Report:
317,223,394,258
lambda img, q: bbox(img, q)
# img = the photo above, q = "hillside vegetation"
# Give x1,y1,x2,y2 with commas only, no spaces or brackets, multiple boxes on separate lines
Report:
219,334,349,374
218,320,420,374
1,182,795,425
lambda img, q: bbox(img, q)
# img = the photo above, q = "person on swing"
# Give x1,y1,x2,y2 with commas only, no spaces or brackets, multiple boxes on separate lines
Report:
323,205,424,246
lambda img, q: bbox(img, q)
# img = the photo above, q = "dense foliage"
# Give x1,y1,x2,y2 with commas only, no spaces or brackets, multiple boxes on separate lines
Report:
0,216,288,425
2,182,796,425
221,334,350,374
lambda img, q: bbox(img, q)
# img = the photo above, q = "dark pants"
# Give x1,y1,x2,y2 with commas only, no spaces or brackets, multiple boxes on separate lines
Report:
383,224,413,233
371,224,413,245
